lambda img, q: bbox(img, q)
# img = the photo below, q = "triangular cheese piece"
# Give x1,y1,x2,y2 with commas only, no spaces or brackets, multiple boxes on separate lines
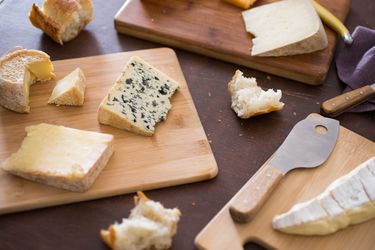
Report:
48,67,86,106
242,0,328,56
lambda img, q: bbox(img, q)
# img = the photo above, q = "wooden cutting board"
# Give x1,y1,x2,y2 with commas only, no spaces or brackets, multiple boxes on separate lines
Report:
114,0,351,85
195,122,375,250
0,48,218,215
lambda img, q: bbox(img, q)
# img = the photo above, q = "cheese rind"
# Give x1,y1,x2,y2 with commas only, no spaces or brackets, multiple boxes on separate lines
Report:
48,67,86,106
242,0,328,56
0,123,114,192
98,56,179,136
0,48,55,113
272,156,375,235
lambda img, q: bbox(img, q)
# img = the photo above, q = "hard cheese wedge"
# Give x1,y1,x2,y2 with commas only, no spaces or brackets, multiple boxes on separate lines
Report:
98,56,179,136
48,67,86,106
1,123,114,192
272,156,375,235
242,0,328,56
0,48,55,113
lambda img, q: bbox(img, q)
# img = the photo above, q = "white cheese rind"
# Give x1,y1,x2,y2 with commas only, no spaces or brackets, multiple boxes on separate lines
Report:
98,56,179,136
0,123,114,192
242,0,328,56
272,156,375,235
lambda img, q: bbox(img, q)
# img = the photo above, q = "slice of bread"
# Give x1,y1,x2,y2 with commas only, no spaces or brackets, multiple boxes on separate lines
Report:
0,123,114,192
29,0,93,44
0,48,55,113
48,67,86,106
101,192,181,250
228,70,284,118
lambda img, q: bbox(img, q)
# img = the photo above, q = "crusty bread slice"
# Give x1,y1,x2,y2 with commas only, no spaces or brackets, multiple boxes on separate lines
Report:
48,67,86,106
29,0,93,44
0,48,55,113
100,192,181,250
228,70,284,118
0,123,114,192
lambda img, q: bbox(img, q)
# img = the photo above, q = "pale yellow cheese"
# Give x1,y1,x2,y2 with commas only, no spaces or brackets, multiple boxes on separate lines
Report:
0,48,55,113
48,67,86,106
1,123,114,192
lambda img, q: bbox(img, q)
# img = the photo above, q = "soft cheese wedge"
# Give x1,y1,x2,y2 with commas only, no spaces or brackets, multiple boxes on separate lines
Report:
48,67,86,106
98,56,179,136
228,70,284,118
101,192,181,250
272,156,375,235
242,0,328,56
1,123,114,192
0,48,55,113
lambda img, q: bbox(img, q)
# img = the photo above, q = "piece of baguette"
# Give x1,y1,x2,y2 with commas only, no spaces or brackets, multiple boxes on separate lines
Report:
100,192,181,250
29,0,93,44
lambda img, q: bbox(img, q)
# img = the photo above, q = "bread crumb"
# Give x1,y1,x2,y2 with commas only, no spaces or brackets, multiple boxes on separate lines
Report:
316,102,320,105
239,134,243,137
218,119,222,122
266,75,272,80
151,18,154,22
191,202,196,206
208,140,212,143
293,112,297,116
208,91,211,97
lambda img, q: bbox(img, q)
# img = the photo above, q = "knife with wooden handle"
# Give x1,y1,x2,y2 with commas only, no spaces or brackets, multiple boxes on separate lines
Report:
229,116,339,223
321,84,375,117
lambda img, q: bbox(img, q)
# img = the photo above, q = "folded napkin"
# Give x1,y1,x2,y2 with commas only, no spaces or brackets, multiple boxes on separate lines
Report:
335,26,375,112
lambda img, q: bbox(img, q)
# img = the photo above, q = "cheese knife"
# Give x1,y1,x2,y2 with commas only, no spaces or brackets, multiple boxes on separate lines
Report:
321,84,375,117
229,115,339,223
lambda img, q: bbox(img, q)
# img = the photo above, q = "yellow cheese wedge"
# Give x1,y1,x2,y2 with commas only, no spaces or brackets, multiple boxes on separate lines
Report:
1,123,114,192
48,67,86,106
224,0,257,9
0,48,55,113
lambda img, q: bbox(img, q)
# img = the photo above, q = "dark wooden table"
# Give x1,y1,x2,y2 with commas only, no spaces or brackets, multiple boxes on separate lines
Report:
0,0,374,249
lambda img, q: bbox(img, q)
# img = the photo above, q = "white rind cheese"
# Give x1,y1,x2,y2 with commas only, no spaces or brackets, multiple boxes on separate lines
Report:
228,70,284,118
98,56,179,136
48,67,86,106
272,156,375,235
0,48,55,113
0,123,114,192
242,0,328,56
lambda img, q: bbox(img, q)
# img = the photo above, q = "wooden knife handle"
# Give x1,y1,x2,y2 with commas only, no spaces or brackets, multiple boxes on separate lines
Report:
321,85,375,117
229,165,283,223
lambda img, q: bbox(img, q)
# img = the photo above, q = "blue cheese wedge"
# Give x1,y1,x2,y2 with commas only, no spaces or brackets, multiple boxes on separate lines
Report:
98,56,179,136
48,67,86,106
1,123,114,192
272,156,375,235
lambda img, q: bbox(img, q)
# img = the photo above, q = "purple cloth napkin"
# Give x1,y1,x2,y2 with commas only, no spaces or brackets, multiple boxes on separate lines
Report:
335,26,375,112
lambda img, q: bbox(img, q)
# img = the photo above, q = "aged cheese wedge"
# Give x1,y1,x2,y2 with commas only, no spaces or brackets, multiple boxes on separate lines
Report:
98,56,179,136
0,48,55,113
227,70,284,118
1,123,114,192
48,67,86,106
272,156,375,235
242,0,328,56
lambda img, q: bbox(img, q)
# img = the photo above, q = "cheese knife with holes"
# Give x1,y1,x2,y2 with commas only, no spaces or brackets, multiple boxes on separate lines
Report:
229,115,339,223
321,84,375,117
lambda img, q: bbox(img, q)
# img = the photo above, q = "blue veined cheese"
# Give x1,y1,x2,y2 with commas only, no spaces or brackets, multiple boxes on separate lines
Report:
98,56,179,136
273,156,375,235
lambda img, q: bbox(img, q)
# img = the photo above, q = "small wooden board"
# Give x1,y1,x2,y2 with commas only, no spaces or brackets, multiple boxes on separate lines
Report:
195,123,375,250
0,48,218,215
114,0,351,85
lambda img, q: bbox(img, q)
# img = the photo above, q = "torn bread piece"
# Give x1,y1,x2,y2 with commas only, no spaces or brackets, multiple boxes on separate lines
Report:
101,191,181,250
48,67,86,106
1,123,114,192
29,0,93,44
272,156,375,235
98,56,179,136
228,70,284,118
0,48,55,113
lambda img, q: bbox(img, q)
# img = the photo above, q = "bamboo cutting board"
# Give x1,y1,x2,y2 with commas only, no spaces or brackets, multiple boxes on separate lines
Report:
0,48,218,215
195,123,375,250
114,0,351,85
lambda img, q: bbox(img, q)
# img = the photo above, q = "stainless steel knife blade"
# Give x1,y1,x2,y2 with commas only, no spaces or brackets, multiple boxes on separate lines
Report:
270,116,340,174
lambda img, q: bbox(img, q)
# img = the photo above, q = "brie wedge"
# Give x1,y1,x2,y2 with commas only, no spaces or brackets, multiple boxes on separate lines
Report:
272,156,375,235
